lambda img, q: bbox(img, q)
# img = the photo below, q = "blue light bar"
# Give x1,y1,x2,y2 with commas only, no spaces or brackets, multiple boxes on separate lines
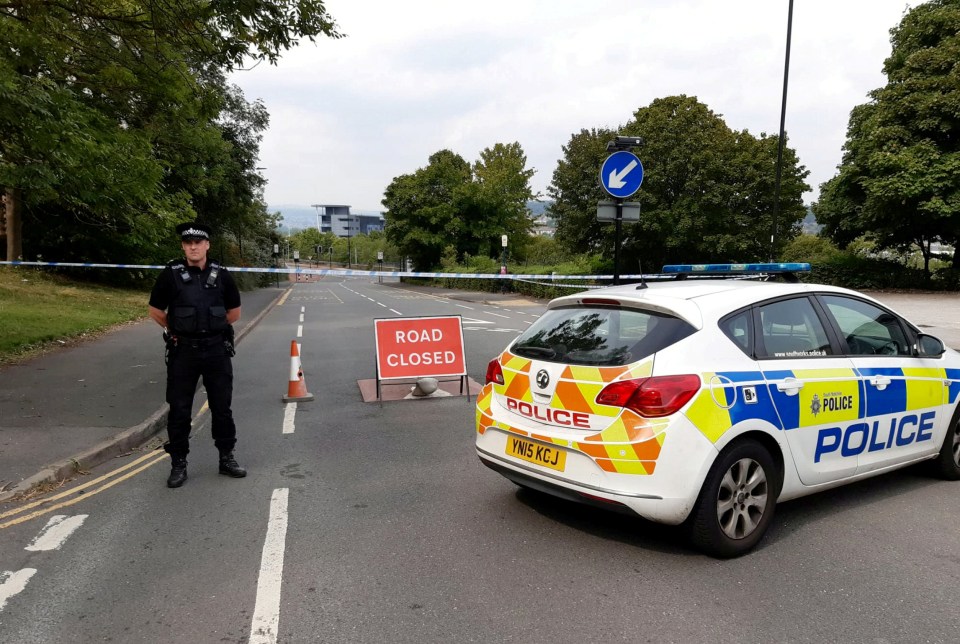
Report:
661,263,811,274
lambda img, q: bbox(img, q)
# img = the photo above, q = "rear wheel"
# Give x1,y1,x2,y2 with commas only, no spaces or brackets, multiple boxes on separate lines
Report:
932,405,960,480
689,440,778,558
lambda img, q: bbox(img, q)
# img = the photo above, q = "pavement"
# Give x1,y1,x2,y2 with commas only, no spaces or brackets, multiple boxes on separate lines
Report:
0,285,288,502
0,280,957,503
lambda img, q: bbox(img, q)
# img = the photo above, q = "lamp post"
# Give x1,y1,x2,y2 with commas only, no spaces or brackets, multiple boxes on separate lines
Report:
771,0,794,261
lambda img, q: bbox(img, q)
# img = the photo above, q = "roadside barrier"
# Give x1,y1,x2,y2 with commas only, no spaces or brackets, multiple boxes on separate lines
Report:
0,260,645,283
282,340,314,403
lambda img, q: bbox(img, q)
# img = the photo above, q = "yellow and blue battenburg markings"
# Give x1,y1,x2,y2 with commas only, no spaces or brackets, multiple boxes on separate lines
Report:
685,371,782,442
685,367,960,446
764,368,866,429
947,369,960,405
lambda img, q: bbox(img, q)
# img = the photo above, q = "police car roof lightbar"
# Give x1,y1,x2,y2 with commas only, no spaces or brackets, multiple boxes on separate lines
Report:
662,263,811,275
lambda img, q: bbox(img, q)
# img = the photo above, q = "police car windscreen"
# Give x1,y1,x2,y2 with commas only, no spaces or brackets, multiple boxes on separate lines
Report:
510,306,696,366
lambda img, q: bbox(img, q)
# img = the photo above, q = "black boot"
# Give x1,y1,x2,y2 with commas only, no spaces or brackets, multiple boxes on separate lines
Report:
219,452,247,478
167,457,188,488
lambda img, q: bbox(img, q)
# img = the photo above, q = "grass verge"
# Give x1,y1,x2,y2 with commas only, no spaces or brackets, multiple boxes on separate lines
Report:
0,267,148,365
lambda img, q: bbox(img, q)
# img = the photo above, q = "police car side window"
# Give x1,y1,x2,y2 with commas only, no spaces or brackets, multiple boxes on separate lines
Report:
719,310,752,355
757,298,832,359
821,295,910,357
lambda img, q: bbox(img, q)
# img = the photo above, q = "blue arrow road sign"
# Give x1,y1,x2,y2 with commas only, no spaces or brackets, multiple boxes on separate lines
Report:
600,151,644,199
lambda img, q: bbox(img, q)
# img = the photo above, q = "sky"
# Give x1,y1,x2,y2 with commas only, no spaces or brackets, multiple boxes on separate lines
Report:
229,0,916,215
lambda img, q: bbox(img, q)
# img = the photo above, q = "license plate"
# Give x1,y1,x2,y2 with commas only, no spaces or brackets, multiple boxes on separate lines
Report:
505,436,566,472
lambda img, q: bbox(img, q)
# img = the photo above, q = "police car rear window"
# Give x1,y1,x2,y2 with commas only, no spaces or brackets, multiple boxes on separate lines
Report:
510,306,696,366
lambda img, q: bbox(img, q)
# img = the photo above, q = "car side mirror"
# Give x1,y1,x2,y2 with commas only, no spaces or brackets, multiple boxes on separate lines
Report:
914,333,945,358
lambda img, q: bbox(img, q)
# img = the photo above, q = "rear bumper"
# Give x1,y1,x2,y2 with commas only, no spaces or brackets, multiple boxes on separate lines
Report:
476,442,701,525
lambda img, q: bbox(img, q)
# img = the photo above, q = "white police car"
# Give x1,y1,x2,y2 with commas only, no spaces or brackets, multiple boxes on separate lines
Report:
475,263,960,557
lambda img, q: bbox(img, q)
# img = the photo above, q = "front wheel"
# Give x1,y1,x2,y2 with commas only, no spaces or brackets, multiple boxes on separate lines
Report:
932,406,960,480
688,440,778,558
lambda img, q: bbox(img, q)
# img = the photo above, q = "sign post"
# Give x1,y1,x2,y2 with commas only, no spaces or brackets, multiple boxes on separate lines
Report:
600,149,644,285
500,235,508,294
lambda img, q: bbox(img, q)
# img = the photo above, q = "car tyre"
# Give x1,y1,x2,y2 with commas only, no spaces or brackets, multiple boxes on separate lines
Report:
932,405,960,480
688,440,778,558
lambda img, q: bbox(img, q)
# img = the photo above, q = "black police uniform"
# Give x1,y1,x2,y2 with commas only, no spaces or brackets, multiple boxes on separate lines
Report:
149,258,241,461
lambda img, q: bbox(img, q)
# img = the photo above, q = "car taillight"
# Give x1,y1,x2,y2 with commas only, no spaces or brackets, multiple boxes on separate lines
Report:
595,375,701,417
486,358,505,385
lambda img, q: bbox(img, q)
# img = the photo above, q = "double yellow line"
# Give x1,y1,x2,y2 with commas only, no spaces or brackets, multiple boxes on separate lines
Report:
0,402,211,529
0,450,168,529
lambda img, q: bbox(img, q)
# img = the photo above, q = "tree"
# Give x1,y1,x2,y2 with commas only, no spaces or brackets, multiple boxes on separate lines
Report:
548,96,808,269
383,144,536,270
0,0,341,262
383,150,472,270
470,142,536,259
548,128,615,254
814,0,960,275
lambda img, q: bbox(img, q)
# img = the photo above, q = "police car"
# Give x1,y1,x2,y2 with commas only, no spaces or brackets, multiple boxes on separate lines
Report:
475,263,960,557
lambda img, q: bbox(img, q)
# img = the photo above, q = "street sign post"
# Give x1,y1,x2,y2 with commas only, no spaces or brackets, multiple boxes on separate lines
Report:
599,151,644,285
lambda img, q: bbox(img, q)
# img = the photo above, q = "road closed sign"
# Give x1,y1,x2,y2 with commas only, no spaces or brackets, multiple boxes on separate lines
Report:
374,316,467,380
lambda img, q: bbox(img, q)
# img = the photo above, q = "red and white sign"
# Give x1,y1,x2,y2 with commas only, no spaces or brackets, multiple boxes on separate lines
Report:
374,316,467,380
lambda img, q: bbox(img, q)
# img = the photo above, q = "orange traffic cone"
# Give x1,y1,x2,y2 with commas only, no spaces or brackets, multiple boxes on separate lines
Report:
282,340,315,403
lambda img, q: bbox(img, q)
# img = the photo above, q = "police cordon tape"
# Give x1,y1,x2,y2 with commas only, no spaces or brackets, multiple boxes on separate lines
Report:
0,260,643,283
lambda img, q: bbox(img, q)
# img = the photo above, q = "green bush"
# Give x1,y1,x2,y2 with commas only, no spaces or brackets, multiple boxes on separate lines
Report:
782,234,958,291
805,254,931,290
781,235,842,264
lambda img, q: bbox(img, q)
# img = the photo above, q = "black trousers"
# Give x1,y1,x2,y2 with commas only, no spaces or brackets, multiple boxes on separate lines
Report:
165,338,237,458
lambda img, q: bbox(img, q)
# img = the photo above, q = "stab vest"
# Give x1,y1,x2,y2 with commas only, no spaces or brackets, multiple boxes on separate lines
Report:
167,259,228,337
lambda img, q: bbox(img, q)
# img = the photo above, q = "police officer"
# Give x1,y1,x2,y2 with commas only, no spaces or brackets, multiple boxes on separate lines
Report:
148,222,246,488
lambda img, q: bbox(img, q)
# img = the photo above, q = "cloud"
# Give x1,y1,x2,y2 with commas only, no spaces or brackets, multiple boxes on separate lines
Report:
231,0,913,211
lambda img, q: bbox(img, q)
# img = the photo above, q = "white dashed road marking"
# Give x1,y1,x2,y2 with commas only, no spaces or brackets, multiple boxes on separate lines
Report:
25,514,88,552
282,403,296,435
461,317,493,325
486,312,510,319
0,569,36,612
389,309,402,316
249,488,290,644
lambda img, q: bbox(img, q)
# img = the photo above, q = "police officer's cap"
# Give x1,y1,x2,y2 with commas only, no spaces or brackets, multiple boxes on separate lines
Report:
176,222,212,242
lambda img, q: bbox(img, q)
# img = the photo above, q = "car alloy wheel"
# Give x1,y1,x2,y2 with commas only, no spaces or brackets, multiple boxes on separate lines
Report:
716,457,768,540
688,439,779,557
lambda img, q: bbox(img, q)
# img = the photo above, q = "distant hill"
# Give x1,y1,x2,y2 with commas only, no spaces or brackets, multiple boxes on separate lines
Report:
269,205,317,232
802,207,821,235
526,200,550,216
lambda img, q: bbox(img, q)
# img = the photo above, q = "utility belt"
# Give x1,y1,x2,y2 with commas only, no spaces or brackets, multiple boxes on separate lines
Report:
164,326,235,365
177,334,225,348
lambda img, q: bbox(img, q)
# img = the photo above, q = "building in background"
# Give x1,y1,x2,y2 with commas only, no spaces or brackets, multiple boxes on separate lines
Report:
311,204,385,237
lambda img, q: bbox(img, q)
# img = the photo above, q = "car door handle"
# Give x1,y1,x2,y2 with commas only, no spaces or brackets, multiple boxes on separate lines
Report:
870,375,891,391
776,378,804,396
